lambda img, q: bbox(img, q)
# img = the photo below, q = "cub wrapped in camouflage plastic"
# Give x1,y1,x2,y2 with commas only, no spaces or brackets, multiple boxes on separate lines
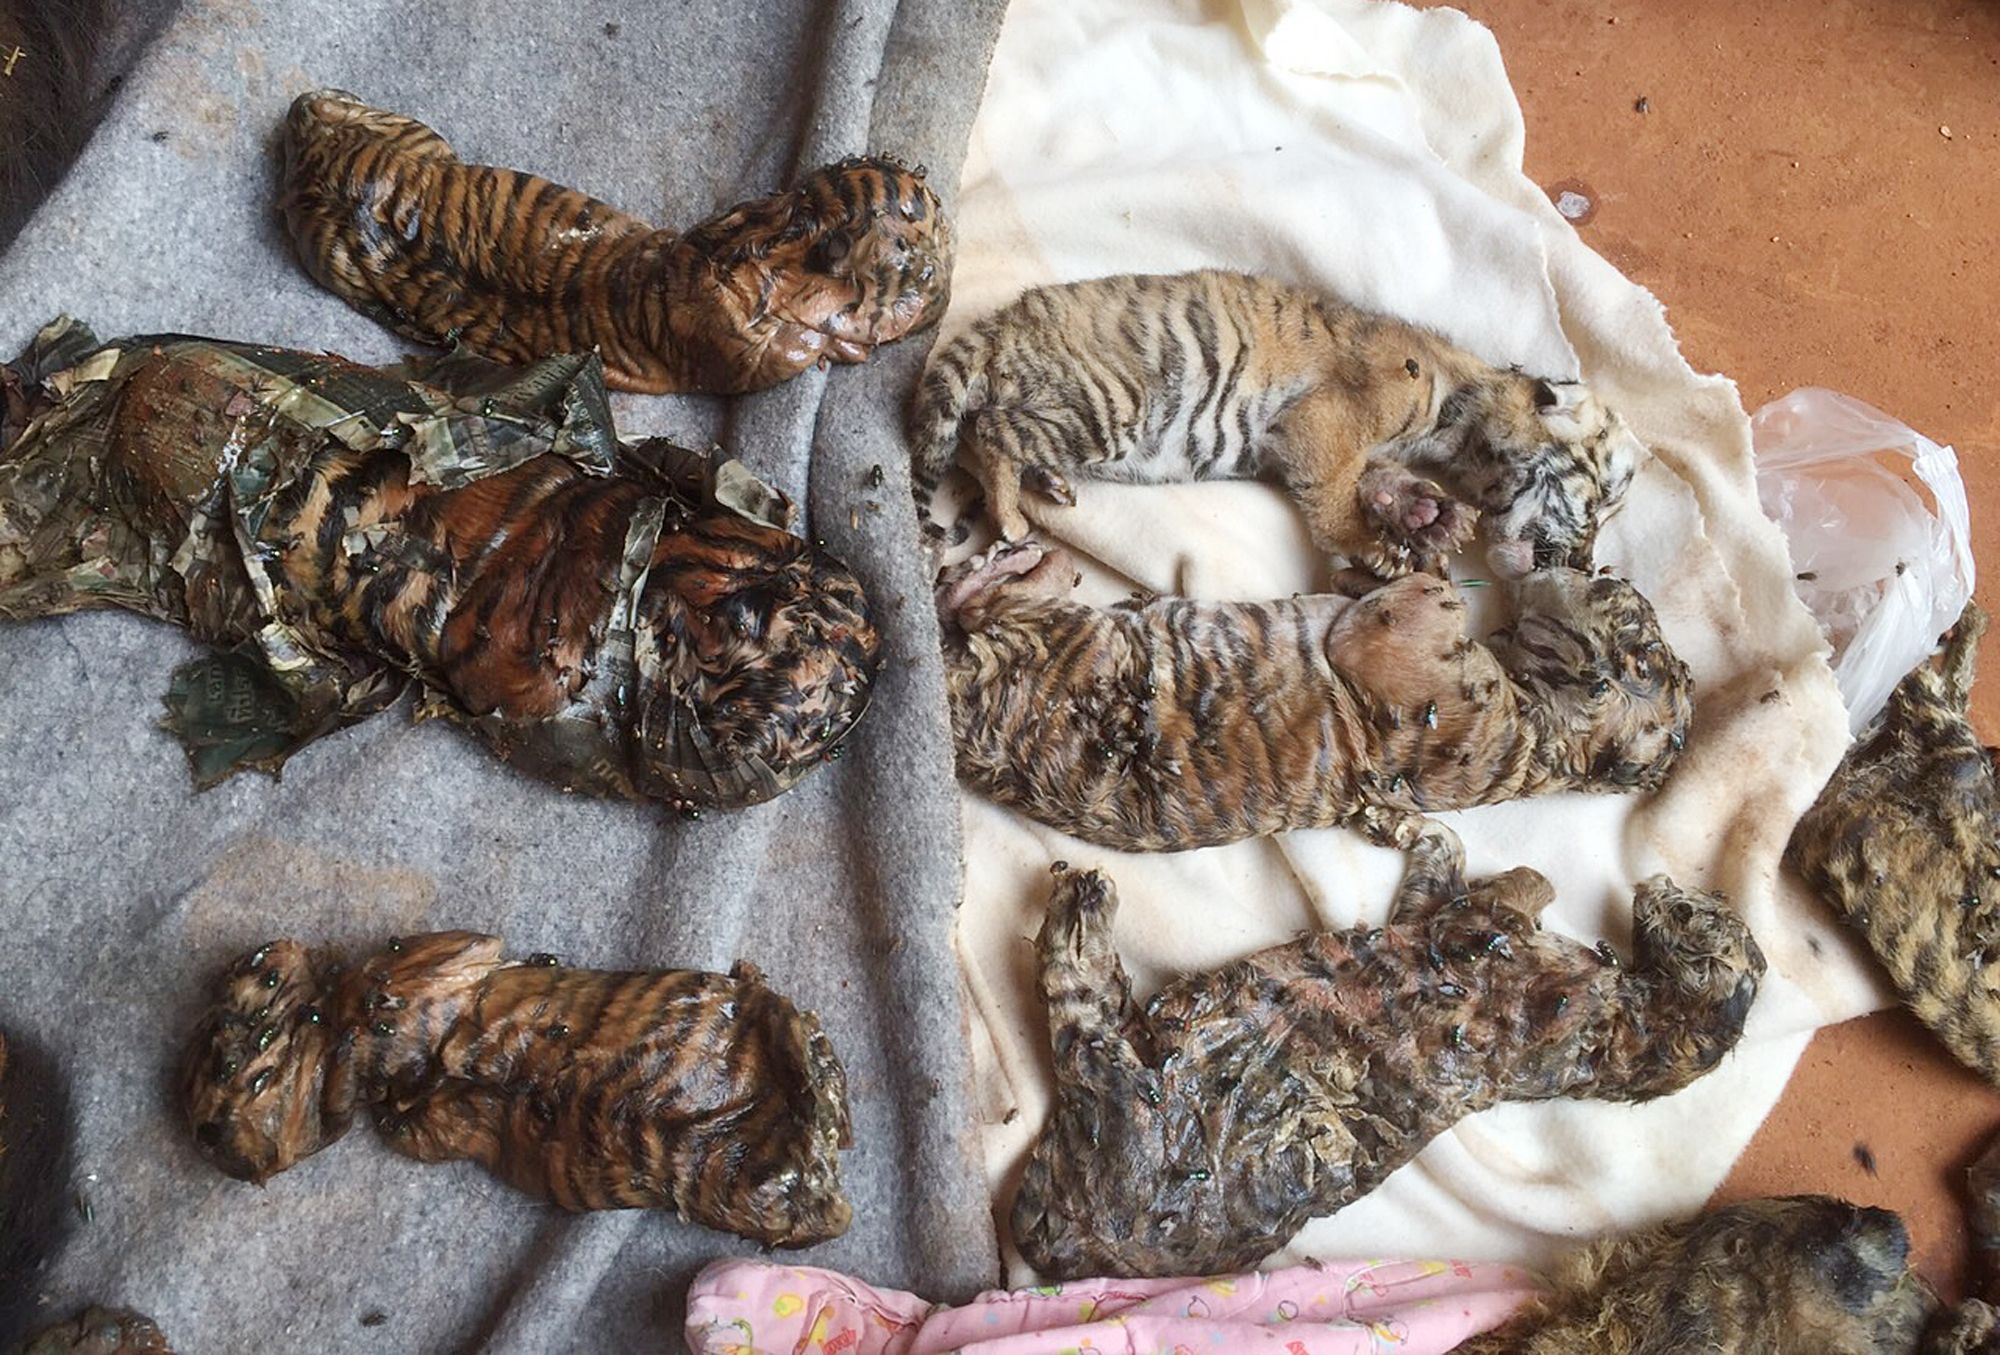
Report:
0,319,877,810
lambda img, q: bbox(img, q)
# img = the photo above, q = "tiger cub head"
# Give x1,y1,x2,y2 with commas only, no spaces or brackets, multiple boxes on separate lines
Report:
622,514,881,811
682,155,955,347
1432,375,1644,579
183,941,355,1185
1488,568,1693,792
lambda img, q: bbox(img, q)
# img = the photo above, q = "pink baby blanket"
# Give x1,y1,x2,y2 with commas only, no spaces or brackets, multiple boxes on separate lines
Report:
685,1257,1541,1354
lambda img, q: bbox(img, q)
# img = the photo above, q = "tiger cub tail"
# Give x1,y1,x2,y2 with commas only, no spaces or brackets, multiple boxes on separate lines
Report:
907,323,992,519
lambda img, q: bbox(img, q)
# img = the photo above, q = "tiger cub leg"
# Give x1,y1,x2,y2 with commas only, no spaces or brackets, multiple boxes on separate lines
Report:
1386,822,1470,920
1941,602,1989,712
963,407,1080,541
1273,423,1375,565
934,539,1078,633
1275,389,1475,576
1037,865,1157,1094
1014,864,1167,1279
373,1080,507,1171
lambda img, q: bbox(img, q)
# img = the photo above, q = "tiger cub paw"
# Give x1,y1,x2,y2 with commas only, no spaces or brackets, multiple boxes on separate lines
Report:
1358,464,1478,572
1020,464,1077,508
934,539,1078,632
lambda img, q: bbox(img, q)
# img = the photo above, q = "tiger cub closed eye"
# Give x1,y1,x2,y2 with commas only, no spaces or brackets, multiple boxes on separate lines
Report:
911,269,1643,579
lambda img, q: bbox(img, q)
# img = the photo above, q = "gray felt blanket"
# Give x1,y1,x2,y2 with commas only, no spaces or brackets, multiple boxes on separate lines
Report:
0,0,1005,1348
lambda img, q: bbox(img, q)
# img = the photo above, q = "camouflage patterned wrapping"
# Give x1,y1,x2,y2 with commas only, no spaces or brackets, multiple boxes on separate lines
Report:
0,320,877,807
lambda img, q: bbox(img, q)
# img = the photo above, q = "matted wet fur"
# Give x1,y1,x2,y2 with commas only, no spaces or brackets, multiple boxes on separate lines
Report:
0,1029,75,1347
183,932,853,1249
1452,1119,2000,1353
0,319,877,811
0,0,105,252
6,1309,174,1355
911,270,1642,578
1011,831,1763,1278
938,540,1691,851
1787,604,2000,1083
280,90,952,395
1453,1199,1937,1354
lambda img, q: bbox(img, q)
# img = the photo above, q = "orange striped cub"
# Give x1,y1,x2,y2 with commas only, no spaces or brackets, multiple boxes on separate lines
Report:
914,271,1641,580
279,90,953,394
184,933,852,1248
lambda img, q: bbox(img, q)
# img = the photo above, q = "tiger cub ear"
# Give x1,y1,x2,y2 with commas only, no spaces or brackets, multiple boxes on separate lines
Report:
1532,377,1591,413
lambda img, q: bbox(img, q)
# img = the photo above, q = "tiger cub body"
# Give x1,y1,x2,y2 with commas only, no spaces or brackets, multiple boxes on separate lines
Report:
1014,843,1763,1278
279,90,952,395
1451,1200,1939,1355
1787,604,2000,1086
937,540,1691,852
912,270,1641,578
0,318,878,810
184,933,853,1249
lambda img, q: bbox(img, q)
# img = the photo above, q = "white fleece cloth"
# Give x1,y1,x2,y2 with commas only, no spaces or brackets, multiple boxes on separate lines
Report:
945,0,1891,1282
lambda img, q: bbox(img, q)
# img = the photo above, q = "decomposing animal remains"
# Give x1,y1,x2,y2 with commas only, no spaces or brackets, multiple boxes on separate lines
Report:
1788,604,2000,1085
281,91,953,395
939,540,1691,851
7,1309,175,1355
184,931,852,1248
0,319,877,810
1452,1198,1942,1355
1012,831,1764,1278
912,270,1641,578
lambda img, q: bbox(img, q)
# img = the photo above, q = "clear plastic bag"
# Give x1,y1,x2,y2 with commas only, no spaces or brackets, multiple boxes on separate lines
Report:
1753,387,1975,732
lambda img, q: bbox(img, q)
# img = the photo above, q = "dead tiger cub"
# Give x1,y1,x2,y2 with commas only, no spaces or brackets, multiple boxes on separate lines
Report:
1454,1122,2000,1353
184,932,852,1248
938,540,1690,852
6,1309,176,1355
0,1028,72,1344
1787,603,2000,1086
280,90,952,395
1454,1200,1948,1355
912,270,1642,578
0,318,877,811
1013,829,1764,1279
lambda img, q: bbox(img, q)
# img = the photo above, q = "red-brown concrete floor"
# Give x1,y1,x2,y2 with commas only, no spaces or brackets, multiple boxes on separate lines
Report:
1415,0,2000,1301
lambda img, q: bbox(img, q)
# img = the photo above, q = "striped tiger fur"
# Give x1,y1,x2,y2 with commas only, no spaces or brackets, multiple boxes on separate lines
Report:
1971,1128,2000,1298
7,1309,175,1355
1013,836,1764,1277
1453,1200,1939,1355
1787,603,2000,1085
0,319,877,811
184,932,853,1248
938,540,1691,852
911,270,1641,579
278,90,953,395
1457,1128,2000,1355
